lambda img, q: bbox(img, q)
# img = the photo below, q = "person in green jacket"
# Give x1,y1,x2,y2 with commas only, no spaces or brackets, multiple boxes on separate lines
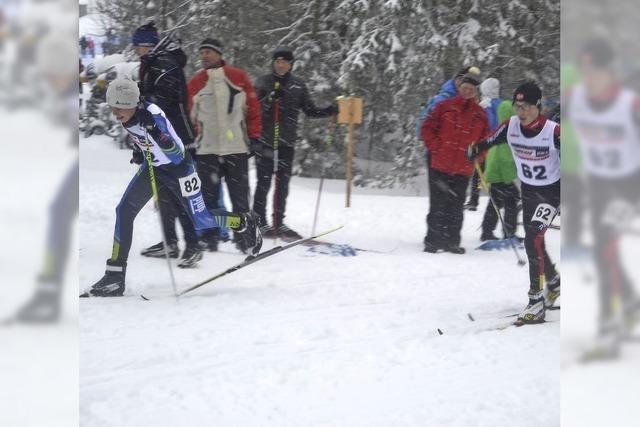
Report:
479,79,520,241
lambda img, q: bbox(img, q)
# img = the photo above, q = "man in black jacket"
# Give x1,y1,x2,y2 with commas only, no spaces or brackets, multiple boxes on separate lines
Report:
253,45,337,239
132,23,202,268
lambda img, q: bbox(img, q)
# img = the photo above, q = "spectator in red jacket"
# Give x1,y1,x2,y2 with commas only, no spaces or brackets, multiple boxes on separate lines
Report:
420,73,489,253
188,38,262,254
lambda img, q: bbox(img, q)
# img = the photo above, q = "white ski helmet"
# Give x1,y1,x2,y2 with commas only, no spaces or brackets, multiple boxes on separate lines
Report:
106,77,140,108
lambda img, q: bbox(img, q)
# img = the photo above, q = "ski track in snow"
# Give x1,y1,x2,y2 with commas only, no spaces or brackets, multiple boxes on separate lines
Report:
80,134,560,426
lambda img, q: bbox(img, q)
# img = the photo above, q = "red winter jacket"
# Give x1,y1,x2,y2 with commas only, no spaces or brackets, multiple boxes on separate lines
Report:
188,62,262,140
421,95,489,177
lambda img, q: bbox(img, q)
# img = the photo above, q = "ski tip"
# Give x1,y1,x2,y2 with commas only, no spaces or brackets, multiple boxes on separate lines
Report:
467,313,475,322
140,295,150,301
437,328,443,335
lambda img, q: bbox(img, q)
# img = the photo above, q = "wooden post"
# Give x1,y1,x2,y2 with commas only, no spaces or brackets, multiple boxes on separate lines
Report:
346,118,354,207
337,96,363,208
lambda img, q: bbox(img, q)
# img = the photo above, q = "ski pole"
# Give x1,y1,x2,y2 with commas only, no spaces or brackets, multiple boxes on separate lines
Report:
311,114,337,236
143,128,179,299
272,81,281,244
474,161,526,266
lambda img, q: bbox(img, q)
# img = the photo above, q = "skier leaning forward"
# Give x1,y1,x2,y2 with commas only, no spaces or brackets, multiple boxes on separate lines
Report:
82,78,262,297
468,81,561,325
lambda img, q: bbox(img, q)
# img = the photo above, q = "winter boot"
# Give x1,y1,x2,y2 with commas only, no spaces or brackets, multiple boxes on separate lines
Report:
236,211,263,256
445,245,466,254
81,259,126,297
178,245,203,268
12,277,61,323
516,290,546,325
480,232,499,242
140,241,179,258
543,275,561,309
423,241,440,253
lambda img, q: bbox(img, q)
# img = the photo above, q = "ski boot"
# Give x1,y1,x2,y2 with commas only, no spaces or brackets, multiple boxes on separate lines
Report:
543,275,561,309
140,241,179,258
11,277,61,323
236,211,263,256
178,245,203,268
581,318,621,362
81,259,126,297
515,291,546,325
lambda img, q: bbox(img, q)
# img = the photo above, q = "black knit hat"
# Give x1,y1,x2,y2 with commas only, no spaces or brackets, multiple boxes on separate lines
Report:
513,81,542,107
272,45,294,62
459,72,481,86
579,38,614,68
199,38,223,56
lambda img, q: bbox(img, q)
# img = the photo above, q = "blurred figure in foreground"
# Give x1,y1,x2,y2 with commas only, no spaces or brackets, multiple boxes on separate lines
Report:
567,38,640,360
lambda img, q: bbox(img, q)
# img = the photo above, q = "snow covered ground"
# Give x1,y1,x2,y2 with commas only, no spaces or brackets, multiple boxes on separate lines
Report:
79,134,561,426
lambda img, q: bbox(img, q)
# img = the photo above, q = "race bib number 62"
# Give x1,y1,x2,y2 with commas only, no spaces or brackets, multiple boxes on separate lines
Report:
531,203,557,226
178,172,202,197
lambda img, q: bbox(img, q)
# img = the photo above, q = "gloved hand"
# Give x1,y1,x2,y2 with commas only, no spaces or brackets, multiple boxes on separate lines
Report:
269,86,284,100
466,144,480,161
130,147,144,164
136,108,158,133
139,51,158,68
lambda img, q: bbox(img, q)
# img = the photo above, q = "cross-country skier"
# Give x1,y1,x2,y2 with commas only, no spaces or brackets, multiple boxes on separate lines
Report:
567,38,640,359
82,77,261,297
468,81,561,325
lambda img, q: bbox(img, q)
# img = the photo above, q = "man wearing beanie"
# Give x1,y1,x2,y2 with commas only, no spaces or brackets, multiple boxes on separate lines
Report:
81,77,261,297
415,65,482,140
468,81,561,326
187,38,262,254
252,45,338,239
132,22,202,268
421,72,489,255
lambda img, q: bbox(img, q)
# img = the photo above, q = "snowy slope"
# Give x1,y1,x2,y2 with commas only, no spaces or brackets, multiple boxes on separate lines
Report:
79,135,560,426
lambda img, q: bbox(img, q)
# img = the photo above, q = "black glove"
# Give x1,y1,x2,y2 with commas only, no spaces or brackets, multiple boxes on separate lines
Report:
466,144,480,161
269,86,284,100
139,51,158,68
130,147,144,164
136,108,159,134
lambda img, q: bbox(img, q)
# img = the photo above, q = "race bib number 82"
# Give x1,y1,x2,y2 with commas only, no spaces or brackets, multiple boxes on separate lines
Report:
531,203,557,226
178,172,202,197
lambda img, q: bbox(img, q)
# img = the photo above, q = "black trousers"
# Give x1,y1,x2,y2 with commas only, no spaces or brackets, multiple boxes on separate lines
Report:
588,173,640,319
425,169,470,248
157,181,198,247
253,146,295,227
521,181,560,294
481,182,520,238
196,153,250,242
